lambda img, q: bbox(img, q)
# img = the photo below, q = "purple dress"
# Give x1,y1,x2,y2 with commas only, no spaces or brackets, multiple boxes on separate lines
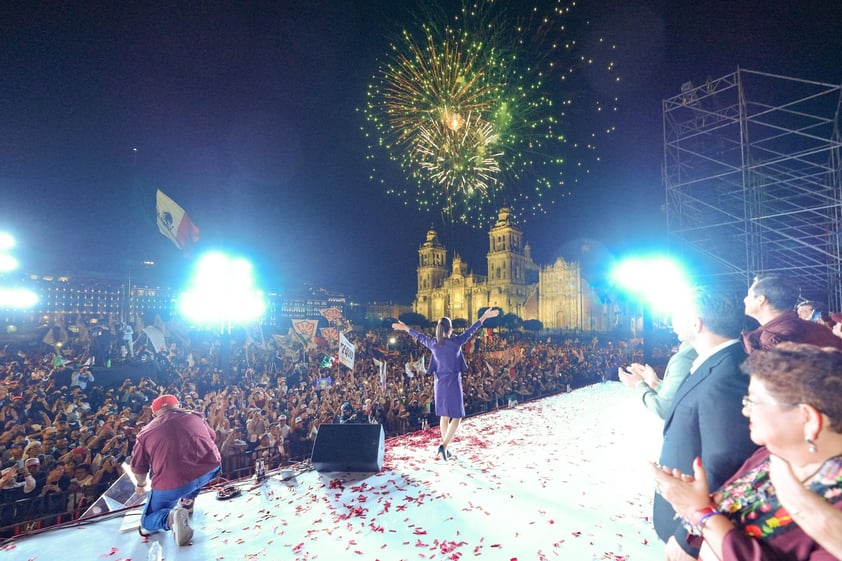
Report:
408,320,483,418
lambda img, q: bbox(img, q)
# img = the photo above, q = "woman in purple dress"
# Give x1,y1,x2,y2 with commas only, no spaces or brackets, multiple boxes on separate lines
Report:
393,308,499,461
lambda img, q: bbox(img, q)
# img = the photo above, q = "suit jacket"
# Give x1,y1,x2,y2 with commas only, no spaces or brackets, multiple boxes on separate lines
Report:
654,341,758,556
635,340,697,419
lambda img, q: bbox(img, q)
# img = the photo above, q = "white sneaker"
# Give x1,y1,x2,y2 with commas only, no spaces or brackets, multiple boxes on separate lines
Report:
179,497,195,515
169,505,193,546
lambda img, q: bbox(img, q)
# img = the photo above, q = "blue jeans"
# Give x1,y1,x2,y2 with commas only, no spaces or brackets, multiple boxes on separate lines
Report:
141,466,219,532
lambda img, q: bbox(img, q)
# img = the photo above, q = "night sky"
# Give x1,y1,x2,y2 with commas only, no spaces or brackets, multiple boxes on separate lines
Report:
2,1,840,303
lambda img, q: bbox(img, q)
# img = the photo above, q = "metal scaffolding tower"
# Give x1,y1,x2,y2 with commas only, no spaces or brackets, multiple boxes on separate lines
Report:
664,69,842,309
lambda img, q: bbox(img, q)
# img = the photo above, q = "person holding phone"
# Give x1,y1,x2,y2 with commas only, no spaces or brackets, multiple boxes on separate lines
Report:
0,461,35,499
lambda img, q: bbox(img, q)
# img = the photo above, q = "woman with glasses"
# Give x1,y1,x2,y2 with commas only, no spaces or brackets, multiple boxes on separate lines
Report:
653,343,842,560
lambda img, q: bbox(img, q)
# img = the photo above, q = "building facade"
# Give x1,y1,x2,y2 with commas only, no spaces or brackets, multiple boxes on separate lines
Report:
263,287,348,325
366,301,413,322
1,274,349,330
0,273,179,327
414,208,610,330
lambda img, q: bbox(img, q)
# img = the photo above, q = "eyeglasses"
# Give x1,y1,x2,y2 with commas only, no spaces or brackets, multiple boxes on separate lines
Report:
741,395,800,410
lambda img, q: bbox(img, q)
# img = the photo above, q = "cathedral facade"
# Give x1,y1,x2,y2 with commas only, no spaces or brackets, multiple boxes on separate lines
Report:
414,209,610,330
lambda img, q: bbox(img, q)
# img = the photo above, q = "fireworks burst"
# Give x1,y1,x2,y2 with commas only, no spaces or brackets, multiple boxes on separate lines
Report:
416,113,502,209
363,0,619,227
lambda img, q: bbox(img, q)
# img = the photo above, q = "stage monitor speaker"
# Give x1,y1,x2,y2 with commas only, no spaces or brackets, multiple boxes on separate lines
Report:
311,423,385,472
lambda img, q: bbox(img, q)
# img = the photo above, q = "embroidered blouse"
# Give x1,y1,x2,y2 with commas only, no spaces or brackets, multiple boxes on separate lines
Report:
692,446,842,561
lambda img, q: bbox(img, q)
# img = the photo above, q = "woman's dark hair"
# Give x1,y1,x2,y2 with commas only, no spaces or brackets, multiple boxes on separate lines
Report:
435,317,452,345
741,342,842,432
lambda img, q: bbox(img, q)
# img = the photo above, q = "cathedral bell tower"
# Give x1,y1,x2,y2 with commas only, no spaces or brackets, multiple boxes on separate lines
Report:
415,227,448,319
486,208,536,316
487,208,527,283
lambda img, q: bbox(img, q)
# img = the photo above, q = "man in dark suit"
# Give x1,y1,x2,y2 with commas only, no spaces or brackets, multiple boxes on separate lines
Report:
654,287,758,560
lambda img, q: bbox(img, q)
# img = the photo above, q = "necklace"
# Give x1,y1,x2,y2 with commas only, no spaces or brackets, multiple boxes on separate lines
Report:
792,452,842,483
713,452,842,541
807,453,842,482
796,462,825,483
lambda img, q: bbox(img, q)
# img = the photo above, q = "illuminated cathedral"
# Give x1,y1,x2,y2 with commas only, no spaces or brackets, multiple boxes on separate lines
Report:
414,209,612,330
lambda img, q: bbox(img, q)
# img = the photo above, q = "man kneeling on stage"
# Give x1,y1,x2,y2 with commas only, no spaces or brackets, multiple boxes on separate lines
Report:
131,394,221,546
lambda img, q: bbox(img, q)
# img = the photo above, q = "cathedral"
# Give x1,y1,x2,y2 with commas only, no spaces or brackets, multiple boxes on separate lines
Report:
414,209,610,330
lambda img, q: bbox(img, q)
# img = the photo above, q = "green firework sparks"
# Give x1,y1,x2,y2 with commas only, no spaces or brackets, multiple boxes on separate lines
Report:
364,0,620,227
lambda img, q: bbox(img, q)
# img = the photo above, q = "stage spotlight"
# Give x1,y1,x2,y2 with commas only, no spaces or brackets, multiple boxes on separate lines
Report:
0,287,38,309
611,255,692,315
179,252,266,329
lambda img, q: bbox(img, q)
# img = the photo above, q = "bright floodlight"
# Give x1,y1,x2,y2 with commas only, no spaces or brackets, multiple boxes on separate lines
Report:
612,255,692,314
0,288,38,309
0,232,14,252
0,232,19,273
0,232,18,272
0,255,18,273
179,252,266,327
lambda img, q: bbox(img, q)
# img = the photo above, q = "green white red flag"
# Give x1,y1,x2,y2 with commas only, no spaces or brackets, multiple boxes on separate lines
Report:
156,189,199,252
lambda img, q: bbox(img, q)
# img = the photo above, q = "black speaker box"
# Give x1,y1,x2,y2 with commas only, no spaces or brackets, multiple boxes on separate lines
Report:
310,423,385,472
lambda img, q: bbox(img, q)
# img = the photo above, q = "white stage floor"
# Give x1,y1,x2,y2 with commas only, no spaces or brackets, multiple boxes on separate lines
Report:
2,382,666,560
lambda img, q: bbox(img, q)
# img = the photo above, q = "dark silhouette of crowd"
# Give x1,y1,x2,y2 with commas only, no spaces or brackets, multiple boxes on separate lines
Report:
0,320,644,537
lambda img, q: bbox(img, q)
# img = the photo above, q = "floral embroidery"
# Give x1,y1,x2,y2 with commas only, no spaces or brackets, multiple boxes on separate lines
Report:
713,453,842,540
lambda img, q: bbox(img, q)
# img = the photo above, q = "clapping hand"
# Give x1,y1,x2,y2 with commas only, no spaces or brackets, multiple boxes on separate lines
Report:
617,365,644,387
651,457,712,519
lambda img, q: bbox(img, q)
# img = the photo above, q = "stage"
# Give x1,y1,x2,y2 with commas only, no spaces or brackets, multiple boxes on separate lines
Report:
2,382,666,560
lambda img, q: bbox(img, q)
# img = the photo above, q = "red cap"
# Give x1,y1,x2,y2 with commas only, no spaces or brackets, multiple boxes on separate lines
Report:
151,394,180,413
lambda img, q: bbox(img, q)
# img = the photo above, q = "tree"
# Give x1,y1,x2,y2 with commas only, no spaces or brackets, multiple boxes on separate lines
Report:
451,318,469,329
477,306,503,329
500,313,522,331
398,312,430,328
523,319,543,332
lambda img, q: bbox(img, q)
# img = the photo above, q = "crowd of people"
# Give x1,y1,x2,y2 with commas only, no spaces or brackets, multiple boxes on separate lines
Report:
5,273,842,558
0,316,640,536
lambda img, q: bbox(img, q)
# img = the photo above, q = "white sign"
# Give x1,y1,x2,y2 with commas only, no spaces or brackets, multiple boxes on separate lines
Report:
339,332,355,370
